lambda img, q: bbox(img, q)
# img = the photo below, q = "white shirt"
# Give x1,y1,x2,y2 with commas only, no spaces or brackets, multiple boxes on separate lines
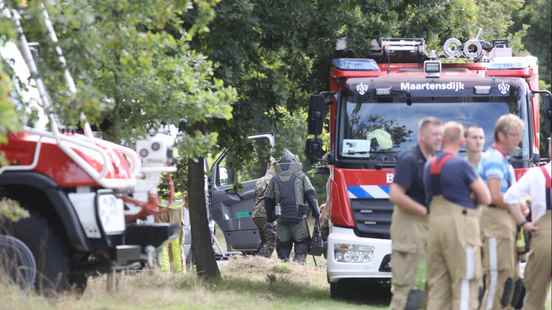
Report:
504,162,551,222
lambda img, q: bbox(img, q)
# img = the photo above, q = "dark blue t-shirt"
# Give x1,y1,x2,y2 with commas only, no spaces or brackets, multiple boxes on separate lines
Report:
393,145,428,207
423,154,478,209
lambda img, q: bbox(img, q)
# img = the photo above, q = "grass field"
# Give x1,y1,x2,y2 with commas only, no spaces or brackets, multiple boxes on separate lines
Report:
1,255,550,309
0,256,388,310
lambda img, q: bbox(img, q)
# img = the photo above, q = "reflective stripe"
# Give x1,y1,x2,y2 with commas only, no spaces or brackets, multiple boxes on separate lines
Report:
485,238,498,310
460,246,475,310
347,185,390,199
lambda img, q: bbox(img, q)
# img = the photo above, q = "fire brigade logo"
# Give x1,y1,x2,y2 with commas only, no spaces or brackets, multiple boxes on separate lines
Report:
498,81,510,95
356,82,369,95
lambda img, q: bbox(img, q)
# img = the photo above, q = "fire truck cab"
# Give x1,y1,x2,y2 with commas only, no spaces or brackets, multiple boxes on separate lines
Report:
306,37,552,298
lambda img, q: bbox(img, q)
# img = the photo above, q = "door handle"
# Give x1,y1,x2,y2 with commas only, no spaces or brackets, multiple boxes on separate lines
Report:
225,188,243,200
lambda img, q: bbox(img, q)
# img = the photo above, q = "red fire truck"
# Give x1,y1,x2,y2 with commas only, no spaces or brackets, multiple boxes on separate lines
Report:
0,4,177,292
305,37,552,298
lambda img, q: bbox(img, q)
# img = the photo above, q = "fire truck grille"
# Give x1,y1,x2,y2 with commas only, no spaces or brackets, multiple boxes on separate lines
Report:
350,199,393,239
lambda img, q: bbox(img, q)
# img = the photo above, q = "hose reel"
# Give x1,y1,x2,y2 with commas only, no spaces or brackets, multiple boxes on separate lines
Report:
443,38,463,58
442,29,486,61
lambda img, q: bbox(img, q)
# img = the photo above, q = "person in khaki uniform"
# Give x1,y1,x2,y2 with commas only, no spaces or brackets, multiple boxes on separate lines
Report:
252,161,277,257
424,122,491,309
389,117,443,309
479,114,524,310
504,140,551,310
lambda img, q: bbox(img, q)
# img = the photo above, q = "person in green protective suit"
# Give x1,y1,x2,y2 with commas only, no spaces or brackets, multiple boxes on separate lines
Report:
265,149,320,264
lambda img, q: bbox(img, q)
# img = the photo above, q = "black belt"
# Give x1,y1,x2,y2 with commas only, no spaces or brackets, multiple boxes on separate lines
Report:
488,204,498,208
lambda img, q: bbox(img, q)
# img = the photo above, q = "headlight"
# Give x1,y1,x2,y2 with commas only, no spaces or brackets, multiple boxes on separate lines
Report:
97,194,125,235
334,243,375,263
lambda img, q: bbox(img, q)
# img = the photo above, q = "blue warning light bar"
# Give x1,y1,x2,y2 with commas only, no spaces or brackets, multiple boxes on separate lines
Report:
333,58,380,71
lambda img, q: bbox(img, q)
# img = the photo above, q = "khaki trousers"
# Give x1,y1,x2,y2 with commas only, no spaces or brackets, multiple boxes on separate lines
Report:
523,212,551,310
480,206,517,310
390,206,428,310
427,196,482,310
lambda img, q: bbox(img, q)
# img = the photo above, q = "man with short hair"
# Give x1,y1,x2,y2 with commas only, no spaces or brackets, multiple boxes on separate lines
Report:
479,113,524,310
465,125,485,169
389,116,443,309
424,121,491,309
503,139,551,310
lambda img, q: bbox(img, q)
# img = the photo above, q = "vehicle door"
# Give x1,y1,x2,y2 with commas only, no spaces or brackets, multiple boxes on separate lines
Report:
209,135,274,253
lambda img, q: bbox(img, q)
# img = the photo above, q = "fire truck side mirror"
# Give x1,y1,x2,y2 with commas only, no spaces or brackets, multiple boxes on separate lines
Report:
536,91,552,139
543,94,552,123
307,94,329,135
305,137,324,162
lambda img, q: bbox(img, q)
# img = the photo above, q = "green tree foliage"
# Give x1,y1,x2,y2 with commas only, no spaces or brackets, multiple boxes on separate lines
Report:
195,0,526,105
13,0,236,281
191,0,528,186
22,1,236,157
517,0,551,85
0,12,20,162
0,61,19,146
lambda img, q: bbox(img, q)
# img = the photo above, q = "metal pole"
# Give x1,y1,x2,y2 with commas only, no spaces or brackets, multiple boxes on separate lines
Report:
303,217,317,267
39,2,77,95
9,5,61,133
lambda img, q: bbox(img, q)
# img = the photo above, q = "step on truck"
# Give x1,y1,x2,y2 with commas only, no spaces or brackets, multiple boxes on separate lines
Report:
304,37,552,298
0,3,177,292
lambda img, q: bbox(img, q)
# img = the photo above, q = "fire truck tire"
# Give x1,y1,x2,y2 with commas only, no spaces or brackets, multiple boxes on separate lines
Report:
68,272,88,293
0,234,37,290
10,213,72,294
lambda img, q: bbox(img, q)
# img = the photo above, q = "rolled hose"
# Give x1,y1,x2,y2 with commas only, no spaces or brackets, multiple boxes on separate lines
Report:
0,235,37,290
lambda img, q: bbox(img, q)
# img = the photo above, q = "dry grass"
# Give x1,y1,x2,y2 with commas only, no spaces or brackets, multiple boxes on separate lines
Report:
0,255,389,310
2,255,550,309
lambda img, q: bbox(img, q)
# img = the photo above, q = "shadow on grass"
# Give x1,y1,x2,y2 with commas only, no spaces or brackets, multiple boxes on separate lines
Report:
330,279,391,306
175,273,391,307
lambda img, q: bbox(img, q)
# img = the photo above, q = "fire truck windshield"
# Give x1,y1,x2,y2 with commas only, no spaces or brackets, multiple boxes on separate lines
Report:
339,98,529,162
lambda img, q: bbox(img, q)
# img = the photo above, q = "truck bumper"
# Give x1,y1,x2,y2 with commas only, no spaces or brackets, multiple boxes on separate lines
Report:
114,245,143,265
110,223,179,267
124,223,179,248
327,226,391,283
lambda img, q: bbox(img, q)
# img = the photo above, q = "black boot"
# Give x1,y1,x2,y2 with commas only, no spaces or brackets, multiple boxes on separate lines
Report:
293,241,308,264
276,241,292,262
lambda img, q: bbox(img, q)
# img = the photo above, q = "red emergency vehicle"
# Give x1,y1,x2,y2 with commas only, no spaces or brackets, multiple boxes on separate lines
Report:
0,5,177,292
305,37,552,298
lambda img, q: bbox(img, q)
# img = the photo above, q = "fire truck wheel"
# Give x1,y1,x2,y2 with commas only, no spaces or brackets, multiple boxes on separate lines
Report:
0,234,37,290
68,272,88,293
10,213,71,294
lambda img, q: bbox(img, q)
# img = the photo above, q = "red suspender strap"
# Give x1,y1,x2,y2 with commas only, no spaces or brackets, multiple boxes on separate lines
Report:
540,165,551,188
430,153,454,175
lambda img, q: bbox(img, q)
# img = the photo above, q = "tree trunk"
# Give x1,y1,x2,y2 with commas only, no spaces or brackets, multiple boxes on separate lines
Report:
187,157,221,281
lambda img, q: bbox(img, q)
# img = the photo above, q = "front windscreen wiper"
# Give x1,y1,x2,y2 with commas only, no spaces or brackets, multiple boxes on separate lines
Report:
343,150,370,156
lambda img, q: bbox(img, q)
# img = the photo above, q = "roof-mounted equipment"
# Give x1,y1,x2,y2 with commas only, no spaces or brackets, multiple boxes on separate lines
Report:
488,39,512,58
443,38,463,58
424,50,441,78
368,38,427,63
441,29,495,62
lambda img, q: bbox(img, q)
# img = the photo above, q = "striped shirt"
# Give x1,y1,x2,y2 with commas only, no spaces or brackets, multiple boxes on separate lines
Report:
479,147,516,193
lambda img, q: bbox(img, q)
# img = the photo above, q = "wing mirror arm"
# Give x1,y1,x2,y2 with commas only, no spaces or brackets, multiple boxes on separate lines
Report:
306,92,333,162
